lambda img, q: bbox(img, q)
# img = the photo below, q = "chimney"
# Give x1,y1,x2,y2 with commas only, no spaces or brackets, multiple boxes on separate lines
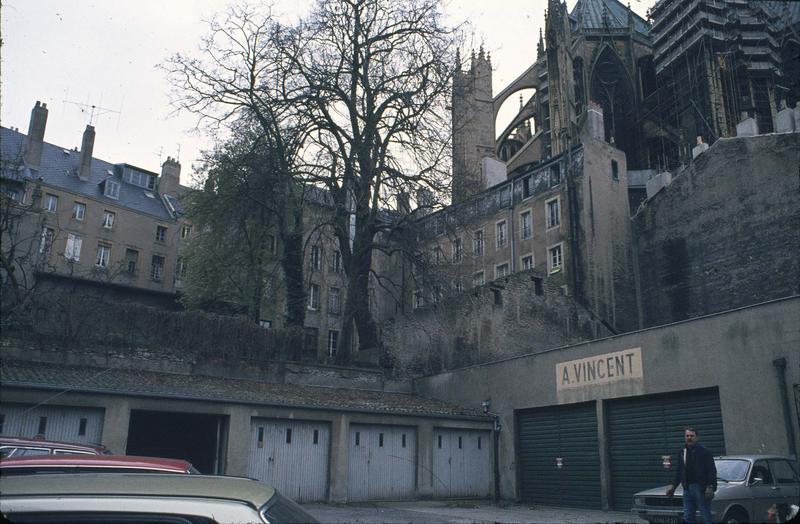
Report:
585,101,605,141
78,125,95,181
159,156,182,194
24,101,49,169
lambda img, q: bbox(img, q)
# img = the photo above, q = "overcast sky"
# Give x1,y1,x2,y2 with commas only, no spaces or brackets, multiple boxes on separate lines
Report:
1,0,654,185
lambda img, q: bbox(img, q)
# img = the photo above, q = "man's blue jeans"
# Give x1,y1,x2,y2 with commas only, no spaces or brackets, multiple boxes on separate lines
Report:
683,483,713,523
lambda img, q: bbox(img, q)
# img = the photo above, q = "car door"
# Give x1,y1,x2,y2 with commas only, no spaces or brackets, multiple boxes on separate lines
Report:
748,459,780,519
767,459,800,509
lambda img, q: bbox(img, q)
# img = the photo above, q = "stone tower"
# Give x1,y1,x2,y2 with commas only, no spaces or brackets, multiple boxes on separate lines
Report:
545,0,577,157
451,46,496,204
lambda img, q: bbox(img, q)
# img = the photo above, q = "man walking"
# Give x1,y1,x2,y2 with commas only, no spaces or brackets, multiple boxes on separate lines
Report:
666,427,717,523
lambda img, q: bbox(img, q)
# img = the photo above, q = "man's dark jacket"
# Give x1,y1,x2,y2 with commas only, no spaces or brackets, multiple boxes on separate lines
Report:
673,443,717,490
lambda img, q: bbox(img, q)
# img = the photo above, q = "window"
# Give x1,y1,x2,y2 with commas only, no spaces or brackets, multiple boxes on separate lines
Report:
769,459,799,484
38,417,47,435
39,227,55,255
78,418,87,437
64,234,82,261
495,263,509,279
95,244,111,268
521,211,532,239
310,245,321,271
330,250,342,273
533,276,544,295
257,427,264,448
150,255,165,281
307,283,320,310
44,194,58,213
104,179,120,199
260,320,272,329
102,210,115,229
548,244,563,273
546,198,561,229
328,330,339,357
550,164,561,186
379,433,384,447
155,225,167,242
176,258,187,282
5,188,20,201
413,290,424,309
473,271,485,287
611,160,619,181
522,254,534,270
496,220,507,248
328,287,341,315
125,248,139,275
286,428,292,444
522,175,532,199
355,432,361,446
73,202,86,221
402,434,407,448
304,327,318,352
180,224,192,239
313,429,319,444
452,238,462,262
473,230,484,256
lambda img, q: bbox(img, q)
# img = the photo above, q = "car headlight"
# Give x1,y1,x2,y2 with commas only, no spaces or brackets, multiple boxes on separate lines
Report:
634,496,644,506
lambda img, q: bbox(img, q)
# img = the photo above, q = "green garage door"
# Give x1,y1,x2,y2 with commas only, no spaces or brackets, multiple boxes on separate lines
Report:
517,402,601,509
607,387,725,511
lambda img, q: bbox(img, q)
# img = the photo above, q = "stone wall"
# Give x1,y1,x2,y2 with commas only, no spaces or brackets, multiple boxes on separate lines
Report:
632,132,800,327
383,268,608,377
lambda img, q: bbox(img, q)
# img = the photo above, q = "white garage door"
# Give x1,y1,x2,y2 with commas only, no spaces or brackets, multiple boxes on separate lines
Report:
432,428,492,498
0,403,104,445
348,424,416,501
247,418,330,502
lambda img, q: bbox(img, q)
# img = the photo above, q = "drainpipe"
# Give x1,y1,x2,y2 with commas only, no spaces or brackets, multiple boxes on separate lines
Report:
483,400,502,502
773,358,798,458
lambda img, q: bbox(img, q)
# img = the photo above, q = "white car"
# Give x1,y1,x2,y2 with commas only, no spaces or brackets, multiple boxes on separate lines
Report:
631,455,800,524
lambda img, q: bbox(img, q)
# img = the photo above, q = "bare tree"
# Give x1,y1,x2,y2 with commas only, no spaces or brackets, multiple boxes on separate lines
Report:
288,0,460,363
162,4,309,327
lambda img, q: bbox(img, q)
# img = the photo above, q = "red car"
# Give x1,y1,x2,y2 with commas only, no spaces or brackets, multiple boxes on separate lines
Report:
0,436,109,458
0,454,199,475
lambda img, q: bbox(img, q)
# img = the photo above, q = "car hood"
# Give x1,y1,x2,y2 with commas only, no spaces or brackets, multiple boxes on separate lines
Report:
635,483,739,498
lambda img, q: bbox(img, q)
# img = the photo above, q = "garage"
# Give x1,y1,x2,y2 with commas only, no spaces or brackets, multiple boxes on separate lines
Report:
516,402,601,509
432,428,492,498
0,403,104,445
246,418,330,502
607,387,725,510
126,410,228,474
348,424,416,501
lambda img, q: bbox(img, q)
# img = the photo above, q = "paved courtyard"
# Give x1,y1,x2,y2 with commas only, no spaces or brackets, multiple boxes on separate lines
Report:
302,500,647,523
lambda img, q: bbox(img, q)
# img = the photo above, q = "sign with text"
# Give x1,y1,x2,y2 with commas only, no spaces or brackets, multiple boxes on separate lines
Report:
556,347,643,391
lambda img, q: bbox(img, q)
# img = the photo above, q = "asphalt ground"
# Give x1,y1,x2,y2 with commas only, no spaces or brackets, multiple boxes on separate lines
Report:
302,500,648,523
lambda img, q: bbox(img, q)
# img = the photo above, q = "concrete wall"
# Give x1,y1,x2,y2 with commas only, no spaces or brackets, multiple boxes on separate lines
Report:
632,132,800,327
0,387,492,502
413,297,800,501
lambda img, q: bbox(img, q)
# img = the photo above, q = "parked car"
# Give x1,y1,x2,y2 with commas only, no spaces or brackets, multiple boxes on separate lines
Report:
0,436,108,457
631,455,800,524
0,473,319,523
0,454,199,475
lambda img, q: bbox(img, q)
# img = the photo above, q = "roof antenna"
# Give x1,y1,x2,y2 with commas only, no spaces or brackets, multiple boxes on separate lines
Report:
154,146,164,166
63,98,121,126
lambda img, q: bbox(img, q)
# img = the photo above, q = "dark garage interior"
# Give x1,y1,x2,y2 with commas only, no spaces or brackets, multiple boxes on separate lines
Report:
126,410,227,474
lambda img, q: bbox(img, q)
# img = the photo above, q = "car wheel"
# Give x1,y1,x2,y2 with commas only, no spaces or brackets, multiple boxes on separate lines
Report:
723,508,748,524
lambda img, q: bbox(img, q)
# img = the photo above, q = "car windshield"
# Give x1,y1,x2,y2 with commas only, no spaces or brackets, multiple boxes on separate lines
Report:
715,459,749,481
261,490,319,524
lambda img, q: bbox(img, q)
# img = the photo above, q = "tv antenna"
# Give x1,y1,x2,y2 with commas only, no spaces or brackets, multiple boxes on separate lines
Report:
62,98,121,127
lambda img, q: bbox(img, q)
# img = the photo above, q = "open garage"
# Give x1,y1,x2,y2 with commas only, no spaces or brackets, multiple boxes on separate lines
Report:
126,410,228,474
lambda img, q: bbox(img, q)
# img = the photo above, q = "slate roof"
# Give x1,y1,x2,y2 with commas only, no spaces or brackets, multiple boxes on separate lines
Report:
0,127,173,221
572,0,651,36
0,359,489,420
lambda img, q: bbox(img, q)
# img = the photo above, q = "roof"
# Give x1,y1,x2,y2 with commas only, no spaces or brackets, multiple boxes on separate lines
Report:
0,127,173,220
0,359,490,420
755,1,800,30
572,0,651,36
0,436,107,454
0,454,193,473
0,473,275,507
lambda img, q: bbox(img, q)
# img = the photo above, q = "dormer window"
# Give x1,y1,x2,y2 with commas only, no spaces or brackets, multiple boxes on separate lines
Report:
104,179,120,199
